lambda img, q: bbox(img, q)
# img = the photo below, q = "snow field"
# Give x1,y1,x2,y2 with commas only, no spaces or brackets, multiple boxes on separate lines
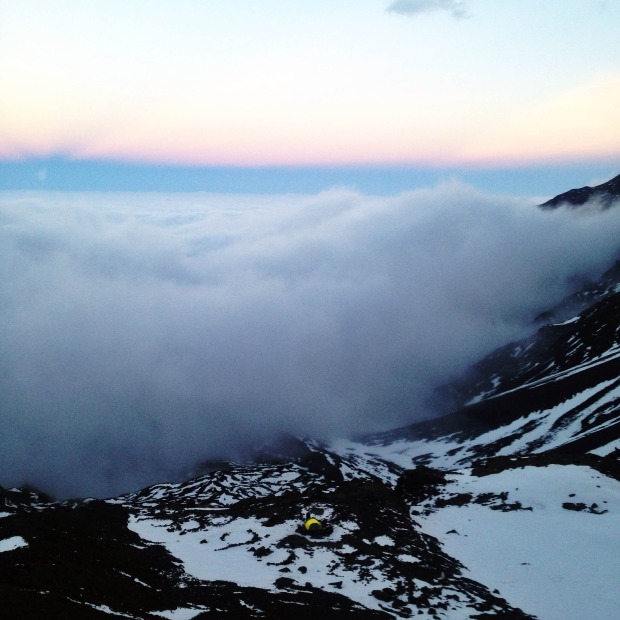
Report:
129,513,406,615
419,465,620,620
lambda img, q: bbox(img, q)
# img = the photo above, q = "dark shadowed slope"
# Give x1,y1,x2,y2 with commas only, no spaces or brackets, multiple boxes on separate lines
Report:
540,172,620,209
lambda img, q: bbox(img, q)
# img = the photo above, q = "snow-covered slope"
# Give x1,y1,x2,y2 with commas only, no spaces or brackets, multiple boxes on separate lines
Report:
123,451,529,619
418,464,620,620
3,409,619,619
2,175,620,619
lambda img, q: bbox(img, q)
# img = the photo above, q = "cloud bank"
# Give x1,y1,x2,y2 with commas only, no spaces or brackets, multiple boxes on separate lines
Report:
387,0,470,19
2,184,620,498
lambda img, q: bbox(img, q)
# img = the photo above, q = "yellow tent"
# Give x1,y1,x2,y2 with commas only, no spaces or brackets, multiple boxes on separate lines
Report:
304,517,321,531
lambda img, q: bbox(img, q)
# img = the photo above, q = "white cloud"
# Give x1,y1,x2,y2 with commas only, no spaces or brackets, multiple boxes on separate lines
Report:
387,0,470,19
1,184,619,498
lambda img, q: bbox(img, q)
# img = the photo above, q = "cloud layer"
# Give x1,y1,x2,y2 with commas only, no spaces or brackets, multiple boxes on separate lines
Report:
387,0,469,19
2,185,620,498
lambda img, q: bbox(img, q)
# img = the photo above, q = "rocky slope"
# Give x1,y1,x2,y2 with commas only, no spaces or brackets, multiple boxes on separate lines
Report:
539,173,620,209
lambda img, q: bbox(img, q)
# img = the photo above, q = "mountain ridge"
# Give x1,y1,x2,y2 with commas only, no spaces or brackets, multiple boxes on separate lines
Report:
539,173,620,209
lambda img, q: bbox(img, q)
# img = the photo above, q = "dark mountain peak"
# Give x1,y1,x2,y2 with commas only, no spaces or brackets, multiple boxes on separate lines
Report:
540,172,620,209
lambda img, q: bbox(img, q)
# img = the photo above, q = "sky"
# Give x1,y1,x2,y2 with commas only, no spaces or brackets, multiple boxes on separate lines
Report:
2,186,620,498
1,0,619,193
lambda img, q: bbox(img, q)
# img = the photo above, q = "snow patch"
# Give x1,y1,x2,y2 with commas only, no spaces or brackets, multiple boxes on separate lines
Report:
151,608,207,620
420,465,620,620
0,536,28,552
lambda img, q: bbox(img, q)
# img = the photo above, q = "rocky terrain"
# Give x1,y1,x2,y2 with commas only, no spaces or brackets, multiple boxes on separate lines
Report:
539,173,620,209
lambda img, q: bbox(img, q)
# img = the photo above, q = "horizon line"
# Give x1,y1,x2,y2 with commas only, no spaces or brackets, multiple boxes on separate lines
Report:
1,156,618,198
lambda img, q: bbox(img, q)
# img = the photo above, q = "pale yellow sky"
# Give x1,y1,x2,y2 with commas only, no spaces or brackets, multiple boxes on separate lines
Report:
1,0,619,167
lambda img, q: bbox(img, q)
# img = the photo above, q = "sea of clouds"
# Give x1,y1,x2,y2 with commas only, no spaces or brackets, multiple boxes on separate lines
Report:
2,183,620,498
